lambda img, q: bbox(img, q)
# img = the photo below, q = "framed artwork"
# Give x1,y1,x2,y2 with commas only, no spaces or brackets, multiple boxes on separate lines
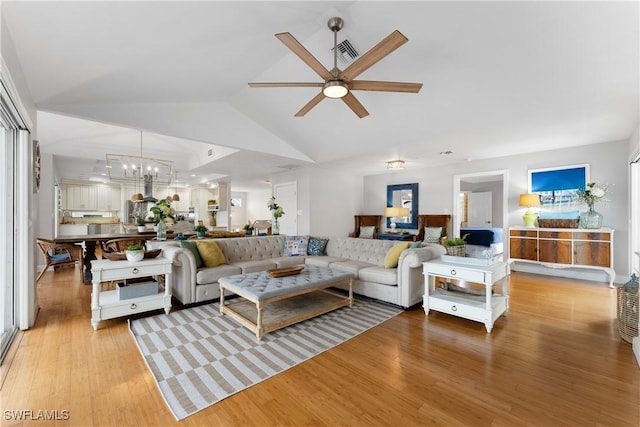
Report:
528,164,589,206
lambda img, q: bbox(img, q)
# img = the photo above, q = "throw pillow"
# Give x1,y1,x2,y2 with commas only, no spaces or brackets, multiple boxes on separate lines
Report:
384,242,410,268
359,226,376,239
284,235,310,256
307,237,328,256
195,240,226,268
50,252,71,262
180,240,204,269
409,241,423,249
423,227,443,243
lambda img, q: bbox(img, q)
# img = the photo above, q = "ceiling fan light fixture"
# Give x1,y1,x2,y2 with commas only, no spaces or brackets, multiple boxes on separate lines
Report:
323,80,348,98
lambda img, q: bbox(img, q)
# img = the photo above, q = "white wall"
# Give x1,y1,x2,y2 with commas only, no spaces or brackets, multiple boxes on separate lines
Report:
269,166,362,237
364,140,630,283
309,167,362,237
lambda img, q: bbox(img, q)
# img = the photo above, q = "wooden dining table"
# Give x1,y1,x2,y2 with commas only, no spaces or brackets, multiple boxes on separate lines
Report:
54,231,172,284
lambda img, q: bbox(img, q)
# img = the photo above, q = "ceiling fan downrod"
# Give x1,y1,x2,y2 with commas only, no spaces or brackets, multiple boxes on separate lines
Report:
324,17,348,98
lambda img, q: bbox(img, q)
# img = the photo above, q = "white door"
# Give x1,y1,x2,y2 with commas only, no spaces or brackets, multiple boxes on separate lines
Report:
467,192,492,227
273,182,297,236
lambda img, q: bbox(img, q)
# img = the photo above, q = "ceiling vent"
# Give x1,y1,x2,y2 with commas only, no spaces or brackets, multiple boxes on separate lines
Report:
332,38,359,65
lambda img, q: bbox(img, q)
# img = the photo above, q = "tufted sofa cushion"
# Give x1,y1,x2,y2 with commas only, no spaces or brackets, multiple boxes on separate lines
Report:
215,235,286,263
324,238,398,266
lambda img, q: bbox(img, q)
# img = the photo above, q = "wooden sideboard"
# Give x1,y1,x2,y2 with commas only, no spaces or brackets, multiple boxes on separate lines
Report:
508,226,615,287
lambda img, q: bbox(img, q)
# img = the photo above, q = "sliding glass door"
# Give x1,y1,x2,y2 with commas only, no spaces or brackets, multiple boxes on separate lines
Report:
0,115,17,363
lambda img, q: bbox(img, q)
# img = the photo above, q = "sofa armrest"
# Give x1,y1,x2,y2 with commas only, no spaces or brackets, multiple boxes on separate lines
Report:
400,244,446,268
160,245,198,305
396,244,446,308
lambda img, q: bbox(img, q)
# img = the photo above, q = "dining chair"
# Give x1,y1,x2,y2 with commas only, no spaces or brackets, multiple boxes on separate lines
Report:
36,238,84,282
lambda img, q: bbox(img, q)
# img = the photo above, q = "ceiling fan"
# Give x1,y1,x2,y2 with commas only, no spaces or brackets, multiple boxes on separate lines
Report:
249,17,423,118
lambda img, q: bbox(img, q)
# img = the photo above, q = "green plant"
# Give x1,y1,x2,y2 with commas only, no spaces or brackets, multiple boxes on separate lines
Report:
243,221,253,231
194,225,208,233
127,244,143,251
267,196,285,219
150,199,174,222
443,234,469,247
135,216,146,226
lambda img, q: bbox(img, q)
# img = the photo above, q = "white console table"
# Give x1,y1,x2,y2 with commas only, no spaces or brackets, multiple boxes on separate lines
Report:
90,257,172,330
423,259,509,333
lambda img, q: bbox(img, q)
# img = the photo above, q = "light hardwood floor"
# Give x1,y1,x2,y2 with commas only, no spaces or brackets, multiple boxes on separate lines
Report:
1,266,638,426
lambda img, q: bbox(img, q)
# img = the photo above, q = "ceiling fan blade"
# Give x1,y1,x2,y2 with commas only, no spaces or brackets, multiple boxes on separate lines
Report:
294,92,325,117
339,30,408,82
342,92,369,118
349,80,422,93
275,32,333,81
249,82,323,88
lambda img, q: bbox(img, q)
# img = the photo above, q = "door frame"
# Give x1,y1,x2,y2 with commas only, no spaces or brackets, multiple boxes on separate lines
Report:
453,169,509,247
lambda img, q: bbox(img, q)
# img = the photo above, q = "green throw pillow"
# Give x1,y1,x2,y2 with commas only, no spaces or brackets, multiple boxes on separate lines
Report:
180,240,204,269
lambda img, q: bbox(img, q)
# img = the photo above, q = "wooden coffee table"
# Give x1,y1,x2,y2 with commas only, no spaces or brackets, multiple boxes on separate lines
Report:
219,265,353,340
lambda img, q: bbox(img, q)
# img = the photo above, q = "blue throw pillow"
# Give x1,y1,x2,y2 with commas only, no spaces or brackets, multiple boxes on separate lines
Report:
50,253,70,262
180,240,204,269
307,237,328,256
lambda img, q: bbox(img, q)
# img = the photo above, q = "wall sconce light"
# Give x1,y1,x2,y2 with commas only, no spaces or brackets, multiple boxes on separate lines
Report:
519,193,541,227
387,160,405,170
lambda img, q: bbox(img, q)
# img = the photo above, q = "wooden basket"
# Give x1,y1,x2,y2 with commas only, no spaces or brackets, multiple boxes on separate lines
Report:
617,287,639,343
445,245,466,257
537,219,579,228
267,266,304,278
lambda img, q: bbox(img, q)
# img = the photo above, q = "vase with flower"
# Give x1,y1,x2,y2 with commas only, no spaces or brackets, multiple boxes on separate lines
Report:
267,196,285,235
150,199,175,241
577,182,608,229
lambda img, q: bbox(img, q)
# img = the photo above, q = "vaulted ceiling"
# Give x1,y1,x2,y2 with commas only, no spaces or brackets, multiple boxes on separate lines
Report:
3,1,638,190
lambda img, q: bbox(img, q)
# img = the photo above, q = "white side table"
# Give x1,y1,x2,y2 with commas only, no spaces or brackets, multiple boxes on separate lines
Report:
90,257,172,330
423,259,509,333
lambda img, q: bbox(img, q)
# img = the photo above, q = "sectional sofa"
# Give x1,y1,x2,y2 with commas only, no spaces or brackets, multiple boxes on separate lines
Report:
152,235,445,308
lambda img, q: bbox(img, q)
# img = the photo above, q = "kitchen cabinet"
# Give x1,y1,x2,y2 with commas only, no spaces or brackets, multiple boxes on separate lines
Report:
58,224,88,236
64,184,97,210
96,185,121,211
62,183,120,211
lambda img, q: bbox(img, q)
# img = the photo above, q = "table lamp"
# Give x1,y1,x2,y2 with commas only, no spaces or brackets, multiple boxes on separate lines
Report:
385,207,410,232
519,193,541,227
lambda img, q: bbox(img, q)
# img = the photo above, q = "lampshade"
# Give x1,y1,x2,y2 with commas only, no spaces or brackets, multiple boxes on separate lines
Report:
519,193,541,207
385,207,410,218
323,80,348,98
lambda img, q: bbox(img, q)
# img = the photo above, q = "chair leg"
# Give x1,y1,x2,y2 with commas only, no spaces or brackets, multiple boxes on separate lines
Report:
36,264,49,283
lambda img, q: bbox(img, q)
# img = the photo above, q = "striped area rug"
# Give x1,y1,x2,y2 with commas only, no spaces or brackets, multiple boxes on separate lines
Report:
129,298,401,420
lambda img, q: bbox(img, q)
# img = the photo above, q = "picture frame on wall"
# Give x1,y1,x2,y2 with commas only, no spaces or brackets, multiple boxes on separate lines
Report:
528,164,589,206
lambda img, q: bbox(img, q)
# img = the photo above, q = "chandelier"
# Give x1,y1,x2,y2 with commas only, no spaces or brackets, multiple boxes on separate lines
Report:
105,131,174,186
